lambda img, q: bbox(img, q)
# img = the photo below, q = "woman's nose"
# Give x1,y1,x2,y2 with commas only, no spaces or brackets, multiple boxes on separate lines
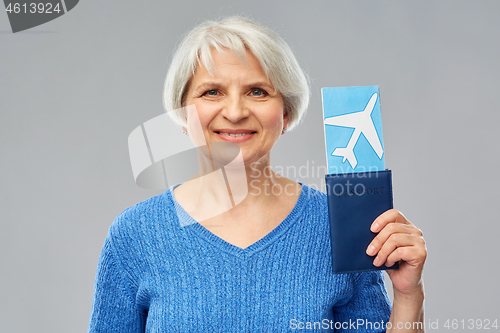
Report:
220,96,249,123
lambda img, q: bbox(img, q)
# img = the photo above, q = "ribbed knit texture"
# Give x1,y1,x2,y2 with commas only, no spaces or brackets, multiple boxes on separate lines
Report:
88,184,392,332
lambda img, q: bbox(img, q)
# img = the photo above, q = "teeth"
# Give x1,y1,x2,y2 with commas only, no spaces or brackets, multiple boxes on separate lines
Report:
218,132,253,137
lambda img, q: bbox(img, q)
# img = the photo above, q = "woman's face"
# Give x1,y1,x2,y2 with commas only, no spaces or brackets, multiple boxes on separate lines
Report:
183,48,287,165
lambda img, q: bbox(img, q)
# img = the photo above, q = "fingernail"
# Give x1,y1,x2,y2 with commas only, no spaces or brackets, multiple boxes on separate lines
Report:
371,222,379,232
373,257,380,266
366,245,376,256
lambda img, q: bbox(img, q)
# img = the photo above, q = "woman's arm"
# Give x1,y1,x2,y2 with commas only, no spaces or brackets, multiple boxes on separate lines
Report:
88,233,146,333
366,209,427,333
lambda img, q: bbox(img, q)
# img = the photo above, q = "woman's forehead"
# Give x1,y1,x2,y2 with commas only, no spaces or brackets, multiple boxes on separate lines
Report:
199,45,249,70
194,48,268,81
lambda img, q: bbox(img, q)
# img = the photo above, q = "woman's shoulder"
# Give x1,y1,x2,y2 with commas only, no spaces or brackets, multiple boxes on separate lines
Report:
283,183,329,231
103,188,184,263
299,183,328,210
108,188,179,238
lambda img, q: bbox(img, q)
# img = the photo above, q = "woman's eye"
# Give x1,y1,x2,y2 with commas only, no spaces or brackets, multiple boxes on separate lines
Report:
203,89,219,96
250,89,266,97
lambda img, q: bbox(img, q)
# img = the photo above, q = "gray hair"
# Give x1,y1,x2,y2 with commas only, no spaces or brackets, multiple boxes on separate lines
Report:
163,16,309,131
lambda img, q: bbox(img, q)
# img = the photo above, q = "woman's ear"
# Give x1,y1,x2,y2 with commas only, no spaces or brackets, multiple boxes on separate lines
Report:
181,126,188,135
282,109,290,134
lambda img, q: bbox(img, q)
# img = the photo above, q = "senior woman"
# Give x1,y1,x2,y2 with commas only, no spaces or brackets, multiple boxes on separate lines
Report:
89,17,426,332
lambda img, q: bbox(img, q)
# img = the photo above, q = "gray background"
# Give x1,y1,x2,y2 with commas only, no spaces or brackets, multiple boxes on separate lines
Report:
1,0,499,332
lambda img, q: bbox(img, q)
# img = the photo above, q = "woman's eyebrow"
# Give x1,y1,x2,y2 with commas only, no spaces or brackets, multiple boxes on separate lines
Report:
192,82,223,92
244,81,274,89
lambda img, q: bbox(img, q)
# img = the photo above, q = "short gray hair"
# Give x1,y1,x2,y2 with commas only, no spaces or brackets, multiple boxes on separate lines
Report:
163,16,309,131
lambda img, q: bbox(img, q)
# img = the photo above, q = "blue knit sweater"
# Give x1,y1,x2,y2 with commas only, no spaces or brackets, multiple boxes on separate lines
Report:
88,184,392,332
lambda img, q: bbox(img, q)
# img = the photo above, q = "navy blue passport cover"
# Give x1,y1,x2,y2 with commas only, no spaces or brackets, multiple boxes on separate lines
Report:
325,170,398,274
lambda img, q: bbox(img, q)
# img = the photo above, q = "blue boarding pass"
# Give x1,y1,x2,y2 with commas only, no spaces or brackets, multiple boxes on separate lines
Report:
321,86,386,174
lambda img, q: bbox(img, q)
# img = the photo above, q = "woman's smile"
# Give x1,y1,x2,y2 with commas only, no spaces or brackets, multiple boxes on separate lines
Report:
214,128,257,143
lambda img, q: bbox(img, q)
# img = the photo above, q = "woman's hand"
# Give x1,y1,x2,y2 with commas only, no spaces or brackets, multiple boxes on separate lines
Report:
366,209,427,296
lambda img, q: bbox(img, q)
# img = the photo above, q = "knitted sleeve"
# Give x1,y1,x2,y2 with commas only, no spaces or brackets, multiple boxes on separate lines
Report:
332,271,392,333
88,232,146,333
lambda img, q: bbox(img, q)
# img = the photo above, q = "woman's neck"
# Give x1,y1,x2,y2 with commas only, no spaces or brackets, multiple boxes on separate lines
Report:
173,151,299,222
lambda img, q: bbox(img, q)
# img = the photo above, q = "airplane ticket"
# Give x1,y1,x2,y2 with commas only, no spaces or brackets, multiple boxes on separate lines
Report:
321,86,386,174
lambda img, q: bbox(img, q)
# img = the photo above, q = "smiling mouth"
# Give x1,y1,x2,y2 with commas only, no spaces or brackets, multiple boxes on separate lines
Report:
215,131,256,137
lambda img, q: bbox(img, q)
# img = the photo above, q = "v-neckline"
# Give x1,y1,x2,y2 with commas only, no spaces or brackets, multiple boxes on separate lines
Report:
165,183,308,258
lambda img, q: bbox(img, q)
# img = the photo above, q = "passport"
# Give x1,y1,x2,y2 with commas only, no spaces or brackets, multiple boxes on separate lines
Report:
325,170,398,274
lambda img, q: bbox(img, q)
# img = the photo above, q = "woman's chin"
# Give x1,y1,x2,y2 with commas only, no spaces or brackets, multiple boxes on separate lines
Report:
197,142,245,168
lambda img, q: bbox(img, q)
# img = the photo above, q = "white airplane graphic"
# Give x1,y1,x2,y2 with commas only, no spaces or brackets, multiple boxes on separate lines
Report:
324,92,383,169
